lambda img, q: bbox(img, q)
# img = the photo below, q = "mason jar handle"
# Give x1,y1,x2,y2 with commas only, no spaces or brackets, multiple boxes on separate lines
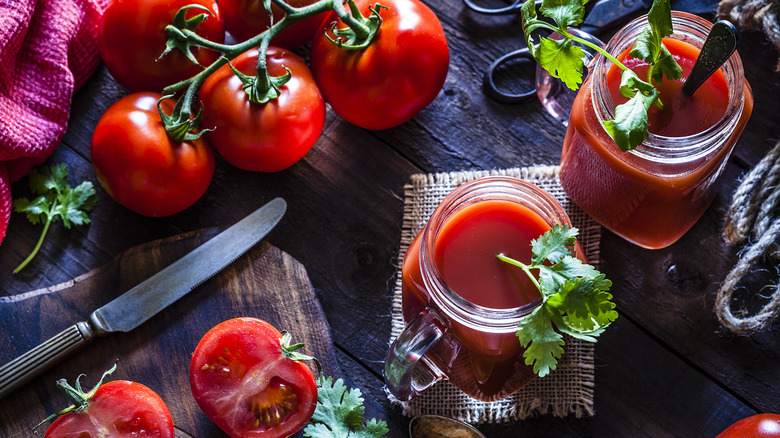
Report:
384,307,448,401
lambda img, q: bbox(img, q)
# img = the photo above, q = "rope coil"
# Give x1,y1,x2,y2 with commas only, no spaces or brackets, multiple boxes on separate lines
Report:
716,140,780,334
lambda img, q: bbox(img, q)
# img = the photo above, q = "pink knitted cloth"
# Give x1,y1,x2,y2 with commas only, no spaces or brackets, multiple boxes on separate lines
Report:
0,0,107,244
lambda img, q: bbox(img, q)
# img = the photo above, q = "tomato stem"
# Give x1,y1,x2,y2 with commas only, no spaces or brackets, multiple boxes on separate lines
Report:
159,0,385,136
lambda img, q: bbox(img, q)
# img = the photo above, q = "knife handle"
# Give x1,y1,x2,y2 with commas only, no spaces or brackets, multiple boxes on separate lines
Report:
0,322,95,400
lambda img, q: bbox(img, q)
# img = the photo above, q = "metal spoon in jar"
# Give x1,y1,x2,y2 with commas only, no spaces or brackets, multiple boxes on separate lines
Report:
409,415,487,438
681,20,739,96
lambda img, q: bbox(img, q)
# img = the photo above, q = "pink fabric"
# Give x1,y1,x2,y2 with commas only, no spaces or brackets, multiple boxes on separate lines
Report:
0,0,108,245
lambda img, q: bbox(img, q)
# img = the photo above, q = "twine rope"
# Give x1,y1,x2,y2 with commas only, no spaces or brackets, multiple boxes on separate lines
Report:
718,0,780,70
716,140,780,334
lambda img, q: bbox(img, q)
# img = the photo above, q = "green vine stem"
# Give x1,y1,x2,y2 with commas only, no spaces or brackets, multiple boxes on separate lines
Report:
158,0,381,138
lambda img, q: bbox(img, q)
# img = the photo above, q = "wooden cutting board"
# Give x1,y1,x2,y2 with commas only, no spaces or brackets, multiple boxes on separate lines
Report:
0,230,341,437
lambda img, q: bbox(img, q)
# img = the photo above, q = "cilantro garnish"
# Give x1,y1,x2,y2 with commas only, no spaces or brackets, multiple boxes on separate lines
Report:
304,371,389,438
12,164,98,274
497,225,618,377
521,0,682,151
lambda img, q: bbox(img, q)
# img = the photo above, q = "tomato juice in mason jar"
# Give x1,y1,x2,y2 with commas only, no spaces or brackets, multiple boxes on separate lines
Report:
560,12,753,249
384,177,584,402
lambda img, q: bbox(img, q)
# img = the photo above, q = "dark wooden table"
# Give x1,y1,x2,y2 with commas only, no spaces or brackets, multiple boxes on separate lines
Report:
1,0,779,435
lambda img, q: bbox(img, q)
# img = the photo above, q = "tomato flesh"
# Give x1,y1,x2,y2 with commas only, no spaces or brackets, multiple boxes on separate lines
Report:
190,318,318,438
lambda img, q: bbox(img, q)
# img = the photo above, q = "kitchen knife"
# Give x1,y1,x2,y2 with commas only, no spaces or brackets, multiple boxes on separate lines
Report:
581,0,652,34
0,197,287,400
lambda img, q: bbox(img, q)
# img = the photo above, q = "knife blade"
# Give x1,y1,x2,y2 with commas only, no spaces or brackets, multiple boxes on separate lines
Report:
0,197,287,400
581,0,652,34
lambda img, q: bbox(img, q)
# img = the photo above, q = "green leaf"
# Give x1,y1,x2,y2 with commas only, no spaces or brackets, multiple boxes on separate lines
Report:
517,306,565,377
629,0,681,85
603,89,657,151
304,373,387,438
499,226,618,378
539,0,588,30
11,164,97,273
648,0,674,38
546,276,615,332
531,224,578,265
536,37,586,91
653,44,683,83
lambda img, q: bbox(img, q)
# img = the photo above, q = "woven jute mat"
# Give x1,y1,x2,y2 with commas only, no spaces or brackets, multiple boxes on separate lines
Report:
387,166,602,423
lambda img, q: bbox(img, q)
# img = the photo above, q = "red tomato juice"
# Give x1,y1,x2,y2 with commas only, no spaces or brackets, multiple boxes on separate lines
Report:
560,37,753,249
400,199,576,400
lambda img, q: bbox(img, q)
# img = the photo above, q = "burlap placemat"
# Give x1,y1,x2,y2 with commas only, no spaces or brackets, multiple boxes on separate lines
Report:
388,165,601,423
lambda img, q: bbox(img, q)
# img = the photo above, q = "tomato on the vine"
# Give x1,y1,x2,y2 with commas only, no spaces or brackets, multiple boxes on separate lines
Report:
98,0,225,92
219,0,328,49
717,413,780,437
199,47,325,172
190,317,318,438
309,0,449,130
42,368,174,438
91,92,215,217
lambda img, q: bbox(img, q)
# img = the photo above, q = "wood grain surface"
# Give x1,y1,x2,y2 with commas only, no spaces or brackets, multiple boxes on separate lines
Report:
0,0,778,435
0,232,339,437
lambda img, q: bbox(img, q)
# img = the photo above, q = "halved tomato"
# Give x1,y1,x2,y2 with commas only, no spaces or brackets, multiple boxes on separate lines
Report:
190,317,318,437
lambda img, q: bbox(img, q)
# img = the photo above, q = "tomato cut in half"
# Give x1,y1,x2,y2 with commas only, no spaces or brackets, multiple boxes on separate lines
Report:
190,317,318,438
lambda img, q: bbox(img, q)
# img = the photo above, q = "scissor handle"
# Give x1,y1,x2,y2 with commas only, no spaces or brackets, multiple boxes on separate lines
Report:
482,48,538,103
462,0,529,15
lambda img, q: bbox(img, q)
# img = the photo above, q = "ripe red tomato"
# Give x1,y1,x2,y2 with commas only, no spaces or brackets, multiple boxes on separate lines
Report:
717,413,780,437
91,92,215,217
219,0,328,49
98,0,225,92
190,317,318,438
199,47,325,172
44,380,174,437
309,0,449,130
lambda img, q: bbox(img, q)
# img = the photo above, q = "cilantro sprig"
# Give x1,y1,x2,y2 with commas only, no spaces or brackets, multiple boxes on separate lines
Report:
304,371,388,438
497,225,618,377
12,164,97,274
521,0,682,151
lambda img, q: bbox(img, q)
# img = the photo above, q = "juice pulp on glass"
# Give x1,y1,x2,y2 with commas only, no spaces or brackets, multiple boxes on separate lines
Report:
401,199,555,401
560,37,754,249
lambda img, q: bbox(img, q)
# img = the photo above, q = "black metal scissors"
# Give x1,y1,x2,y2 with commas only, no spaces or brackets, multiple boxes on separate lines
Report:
467,0,653,102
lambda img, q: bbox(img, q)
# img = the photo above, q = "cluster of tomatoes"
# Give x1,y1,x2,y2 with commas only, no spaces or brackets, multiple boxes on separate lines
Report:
90,0,449,217
42,318,318,437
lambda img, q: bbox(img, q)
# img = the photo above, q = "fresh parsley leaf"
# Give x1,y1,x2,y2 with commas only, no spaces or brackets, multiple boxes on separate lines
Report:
521,0,588,90
12,164,97,274
497,225,618,377
603,87,657,149
304,372,388,438
630,0,682,84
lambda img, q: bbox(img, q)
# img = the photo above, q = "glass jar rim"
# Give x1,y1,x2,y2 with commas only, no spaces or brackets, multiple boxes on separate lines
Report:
592,11,748,163
418,176,572,331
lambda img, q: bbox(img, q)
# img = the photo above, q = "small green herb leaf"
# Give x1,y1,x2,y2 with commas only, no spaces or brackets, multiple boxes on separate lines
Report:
498,225,618,377
629,0,682,84
12,164,97,274
304,372,388,438
516,305,565,377
603,87,658,150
